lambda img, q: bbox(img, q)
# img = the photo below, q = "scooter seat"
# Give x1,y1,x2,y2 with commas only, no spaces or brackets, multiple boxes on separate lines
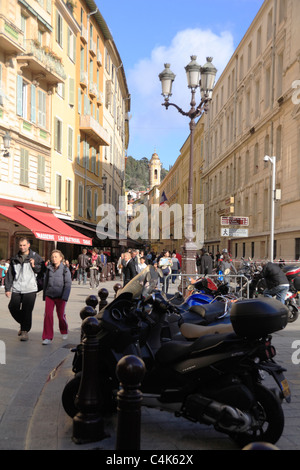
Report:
180,322,234,339
155,332,236,365
188,302,227,322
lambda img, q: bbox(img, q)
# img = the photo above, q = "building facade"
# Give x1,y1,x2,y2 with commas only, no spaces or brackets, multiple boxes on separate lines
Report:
202,0,300,260
0,0,130,260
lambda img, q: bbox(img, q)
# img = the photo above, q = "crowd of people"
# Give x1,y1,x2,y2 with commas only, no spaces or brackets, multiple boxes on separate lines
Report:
1,238,293,345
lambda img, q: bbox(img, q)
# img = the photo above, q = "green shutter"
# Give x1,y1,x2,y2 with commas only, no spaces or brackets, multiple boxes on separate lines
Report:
20,148,29,186
37,154,45,190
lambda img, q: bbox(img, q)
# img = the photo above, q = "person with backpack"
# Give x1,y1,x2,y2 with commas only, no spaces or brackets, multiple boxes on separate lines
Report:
42,250,71,345
5,237,45,341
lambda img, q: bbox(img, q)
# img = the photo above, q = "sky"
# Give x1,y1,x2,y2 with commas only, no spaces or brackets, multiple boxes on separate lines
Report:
97,0,265,169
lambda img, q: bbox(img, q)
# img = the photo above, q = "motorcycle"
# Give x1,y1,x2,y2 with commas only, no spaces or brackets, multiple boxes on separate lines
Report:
62,266,291,447
250,264,300,323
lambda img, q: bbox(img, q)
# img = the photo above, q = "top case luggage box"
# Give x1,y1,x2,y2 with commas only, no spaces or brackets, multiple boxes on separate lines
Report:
230,298,288,339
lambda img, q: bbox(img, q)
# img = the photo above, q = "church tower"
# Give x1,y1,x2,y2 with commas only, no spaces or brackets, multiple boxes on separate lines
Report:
149,151,162,188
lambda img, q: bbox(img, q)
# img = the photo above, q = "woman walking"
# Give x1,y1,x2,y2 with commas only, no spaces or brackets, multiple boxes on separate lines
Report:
42,250,71,345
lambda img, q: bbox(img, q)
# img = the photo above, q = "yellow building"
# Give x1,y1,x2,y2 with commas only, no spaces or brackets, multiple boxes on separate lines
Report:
0,0,129,260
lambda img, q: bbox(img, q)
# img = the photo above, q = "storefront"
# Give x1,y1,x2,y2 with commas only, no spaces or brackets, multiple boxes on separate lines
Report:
0,204,93,261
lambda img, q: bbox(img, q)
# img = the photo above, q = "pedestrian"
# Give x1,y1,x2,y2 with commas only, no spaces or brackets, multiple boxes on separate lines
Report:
261,259,289,304
4,237,45,341
89,248,101,289
219,253,237,285
77,248,89,285
158,249,172,293
0,259,7,287
123,251,138,286
42,250,71,345
199,248,213,275
138,256,147,272
171,253,180,283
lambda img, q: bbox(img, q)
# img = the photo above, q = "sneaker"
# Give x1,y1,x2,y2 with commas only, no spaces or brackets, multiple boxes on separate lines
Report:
20,331,28,341
42,339,52,345
61,334,68,340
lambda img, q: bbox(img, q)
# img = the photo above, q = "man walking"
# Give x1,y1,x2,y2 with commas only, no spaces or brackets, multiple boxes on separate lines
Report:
77,248,89,285
5,237,45,341
123,252,138,286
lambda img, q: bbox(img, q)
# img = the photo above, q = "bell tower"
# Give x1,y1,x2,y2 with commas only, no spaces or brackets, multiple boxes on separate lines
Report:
149,151,162,188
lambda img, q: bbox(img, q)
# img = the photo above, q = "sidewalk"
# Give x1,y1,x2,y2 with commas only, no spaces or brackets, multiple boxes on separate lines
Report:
0,279,300,450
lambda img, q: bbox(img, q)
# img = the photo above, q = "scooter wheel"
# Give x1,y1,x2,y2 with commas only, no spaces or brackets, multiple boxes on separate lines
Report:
229,384,284,448
62,372,82,418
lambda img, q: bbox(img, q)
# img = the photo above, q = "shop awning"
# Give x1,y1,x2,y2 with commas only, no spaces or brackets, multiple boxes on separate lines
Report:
0,206,93,246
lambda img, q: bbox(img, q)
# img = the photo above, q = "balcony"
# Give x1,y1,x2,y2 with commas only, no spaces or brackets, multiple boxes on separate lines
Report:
80,71,88,88
0,15,24,55
80,114,109,146
17,40,66,85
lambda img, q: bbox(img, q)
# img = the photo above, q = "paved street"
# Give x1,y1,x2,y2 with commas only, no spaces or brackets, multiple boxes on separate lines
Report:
0,278,300,451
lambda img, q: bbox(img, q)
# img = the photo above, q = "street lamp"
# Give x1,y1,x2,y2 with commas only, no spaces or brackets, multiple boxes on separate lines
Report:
1,131,11,157
159,56,217,289
264,155,276,262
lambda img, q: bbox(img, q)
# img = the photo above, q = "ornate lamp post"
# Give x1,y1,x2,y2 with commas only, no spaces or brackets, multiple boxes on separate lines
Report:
159,56,217,289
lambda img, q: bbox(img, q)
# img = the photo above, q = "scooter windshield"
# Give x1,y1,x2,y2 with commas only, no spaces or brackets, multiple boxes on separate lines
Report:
117,265,159,299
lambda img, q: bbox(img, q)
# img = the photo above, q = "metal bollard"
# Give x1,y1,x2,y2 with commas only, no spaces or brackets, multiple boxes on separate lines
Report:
72,316,107,444
79,305,96,341
115,355,145,450
113,282,122,298
85,294,98,309
98,287,109,312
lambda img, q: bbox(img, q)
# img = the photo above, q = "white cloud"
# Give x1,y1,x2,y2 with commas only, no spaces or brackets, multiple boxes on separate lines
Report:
127,28,234,161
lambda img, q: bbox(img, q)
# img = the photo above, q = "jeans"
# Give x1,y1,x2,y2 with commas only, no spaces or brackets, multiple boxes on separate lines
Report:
172,270,178,283
78,267,87,284
263,284,289,304
89,268,99,288
8,292,37,332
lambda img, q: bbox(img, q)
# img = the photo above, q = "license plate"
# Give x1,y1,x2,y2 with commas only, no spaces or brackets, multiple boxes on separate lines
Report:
280,378,291,400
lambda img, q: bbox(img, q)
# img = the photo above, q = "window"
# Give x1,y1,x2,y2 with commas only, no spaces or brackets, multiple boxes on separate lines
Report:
254,143,259,174
276,125,282,161
17,75,28,119
67,28,76,62
69,77,75,106
56,11,63,47
37,155,45,190
55,174,62,208
20,148,29,186
87,189,92,219
94,192,98,220
54,117,62,153
256,27,262,56
247,42,252,70
267,9,273,42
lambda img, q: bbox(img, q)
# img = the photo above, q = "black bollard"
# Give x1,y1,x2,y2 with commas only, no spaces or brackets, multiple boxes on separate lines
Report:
72,316,107,444
115,355,145,450
113,282,122,298
85,294,98,309
79,305,96,341
98,287,109,312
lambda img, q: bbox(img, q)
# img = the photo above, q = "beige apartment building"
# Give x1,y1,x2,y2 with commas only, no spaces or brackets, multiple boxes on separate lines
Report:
202,0,300,261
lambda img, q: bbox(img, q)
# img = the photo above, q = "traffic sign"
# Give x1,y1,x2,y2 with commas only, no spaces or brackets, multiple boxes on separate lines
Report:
221,216,249,226
221,228,249,237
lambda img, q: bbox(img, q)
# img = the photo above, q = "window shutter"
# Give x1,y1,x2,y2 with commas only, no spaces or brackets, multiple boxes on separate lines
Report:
30,84,36,123
69,78,74,106
17,75,23,116
20,148,29,186
78,88,81,114
37,155,45,190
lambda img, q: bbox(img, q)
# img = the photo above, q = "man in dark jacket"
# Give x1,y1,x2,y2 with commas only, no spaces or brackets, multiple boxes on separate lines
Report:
123,251,138,286
262,260,289,304
200,248,213,275
5,237,45,341
77,248,89,285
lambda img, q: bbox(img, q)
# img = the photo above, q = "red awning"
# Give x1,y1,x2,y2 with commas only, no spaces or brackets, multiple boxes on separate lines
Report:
0,206,93,246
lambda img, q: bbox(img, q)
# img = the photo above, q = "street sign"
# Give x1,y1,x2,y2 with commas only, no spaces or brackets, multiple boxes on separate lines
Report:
221,216,249,226
221,228,249,237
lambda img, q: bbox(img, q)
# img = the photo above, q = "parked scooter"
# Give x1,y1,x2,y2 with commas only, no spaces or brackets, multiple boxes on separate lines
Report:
62,266,291,447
